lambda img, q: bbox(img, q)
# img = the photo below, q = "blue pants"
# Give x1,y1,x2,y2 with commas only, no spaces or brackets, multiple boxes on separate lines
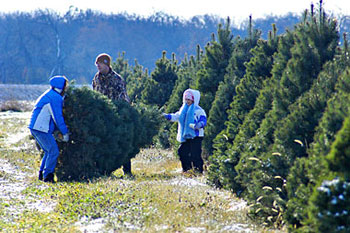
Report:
30,129,59,179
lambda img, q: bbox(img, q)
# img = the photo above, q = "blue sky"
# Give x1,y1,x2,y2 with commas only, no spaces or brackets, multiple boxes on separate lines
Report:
1,0,349,24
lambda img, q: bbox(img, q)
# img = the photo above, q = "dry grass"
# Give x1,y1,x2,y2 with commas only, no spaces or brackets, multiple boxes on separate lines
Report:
0,112,286,232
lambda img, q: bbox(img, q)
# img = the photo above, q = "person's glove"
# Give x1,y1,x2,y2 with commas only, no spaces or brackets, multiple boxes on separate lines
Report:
162,113,171,121
62,134,69,142
195,122,203,129
190,122,203,130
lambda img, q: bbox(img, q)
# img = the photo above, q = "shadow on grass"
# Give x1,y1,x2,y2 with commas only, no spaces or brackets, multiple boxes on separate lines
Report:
55,172,180,184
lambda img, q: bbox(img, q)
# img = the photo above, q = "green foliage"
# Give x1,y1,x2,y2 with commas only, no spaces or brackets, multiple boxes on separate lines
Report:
126,60,149,104
283,55,350,229
208,25,282,190
306,103,350,231
205,4,345,228
206,20,266,186
309,177,350,232
194,18,235,114
56,86,160,180
132,103,163,149
326,115,350,179
204,23,262,156
237,3,338,198
112,52,131,82
141,51,178,107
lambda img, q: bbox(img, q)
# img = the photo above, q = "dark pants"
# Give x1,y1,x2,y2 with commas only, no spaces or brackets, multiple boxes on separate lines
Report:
178,137,204,173
123,159,132,175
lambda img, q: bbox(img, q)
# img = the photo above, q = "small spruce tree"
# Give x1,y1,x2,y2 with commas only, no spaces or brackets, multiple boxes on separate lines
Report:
55,86,160,180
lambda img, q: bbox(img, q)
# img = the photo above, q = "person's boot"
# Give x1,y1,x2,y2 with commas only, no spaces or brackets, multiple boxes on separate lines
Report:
44,173,55,183
38,171,43,181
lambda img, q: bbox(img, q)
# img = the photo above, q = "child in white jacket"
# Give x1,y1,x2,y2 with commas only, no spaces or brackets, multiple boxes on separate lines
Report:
163,89,207,173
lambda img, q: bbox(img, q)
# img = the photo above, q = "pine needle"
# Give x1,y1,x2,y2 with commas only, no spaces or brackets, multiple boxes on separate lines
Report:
248,157,261,163
294,139,304,146
272,152,282,156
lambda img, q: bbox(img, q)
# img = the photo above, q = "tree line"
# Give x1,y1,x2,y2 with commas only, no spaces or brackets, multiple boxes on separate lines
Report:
118,1,350,231
0,7,304,84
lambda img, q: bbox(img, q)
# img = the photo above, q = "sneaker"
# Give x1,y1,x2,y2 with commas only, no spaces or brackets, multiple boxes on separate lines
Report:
44,173,55,183
38,171,43,181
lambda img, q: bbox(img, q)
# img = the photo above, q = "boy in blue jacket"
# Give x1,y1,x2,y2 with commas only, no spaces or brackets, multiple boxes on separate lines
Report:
163,89,207,173
28,76,70,183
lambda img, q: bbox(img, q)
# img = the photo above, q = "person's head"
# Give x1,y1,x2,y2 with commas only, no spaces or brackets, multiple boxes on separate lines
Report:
183,89,201,106
184,90,194,106
50,75,69,96
95,53,111,74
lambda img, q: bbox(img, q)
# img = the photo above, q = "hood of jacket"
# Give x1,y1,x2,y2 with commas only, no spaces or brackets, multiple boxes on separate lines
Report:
50,76,67,93
183,89,200,106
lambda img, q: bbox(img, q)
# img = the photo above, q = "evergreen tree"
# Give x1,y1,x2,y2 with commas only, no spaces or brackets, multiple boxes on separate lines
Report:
166,48,203,113
126,59,149,103
110,52,150,104
256,8,342,227
230,30,295,198
194,17,235,114
112,51,131,81
285,43,349,230
208,3,340,226
307,110,350,231
283,48,350,230
309,177,350,233
55,86,160,180
238,2,337,199
207,25,279,189
141,51,178,107
203,17,262,157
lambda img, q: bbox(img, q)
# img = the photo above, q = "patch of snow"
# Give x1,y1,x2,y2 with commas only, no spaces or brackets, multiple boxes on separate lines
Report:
0,181,27,200
0,158,56,216
124,222,141,230
0,111,31,119
185,226,207,232
0,158,27,180
26,199,57,213
169,177,207,187
0,111,31,150
7,129,30,146
221,223,254,232
228,200,247,211
171,168,183,174
155,225,169,231
75,217,107,233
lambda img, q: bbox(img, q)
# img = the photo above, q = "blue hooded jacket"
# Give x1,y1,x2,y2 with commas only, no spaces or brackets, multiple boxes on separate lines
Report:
165,89,207,142
28,76,68,135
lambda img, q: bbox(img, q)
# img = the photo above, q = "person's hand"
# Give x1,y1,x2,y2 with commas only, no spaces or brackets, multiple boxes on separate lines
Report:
162,113,171,121
62,134,69,142
189,123,195,129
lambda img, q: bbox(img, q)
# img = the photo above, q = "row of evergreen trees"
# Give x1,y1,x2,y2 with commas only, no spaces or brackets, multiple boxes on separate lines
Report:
94,1,349,230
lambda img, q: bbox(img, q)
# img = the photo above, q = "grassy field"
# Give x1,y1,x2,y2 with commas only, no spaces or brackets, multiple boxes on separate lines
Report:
0,111,286,232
